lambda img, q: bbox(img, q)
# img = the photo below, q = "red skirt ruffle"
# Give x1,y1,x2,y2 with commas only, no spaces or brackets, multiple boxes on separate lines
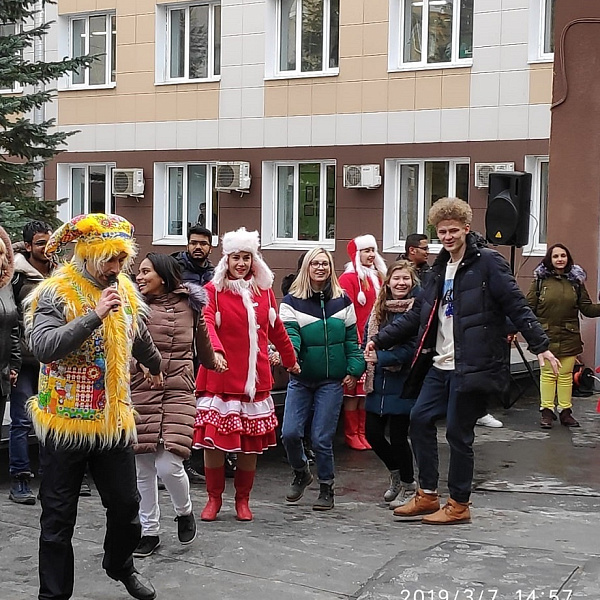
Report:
193,391,278,454
343,372,366,397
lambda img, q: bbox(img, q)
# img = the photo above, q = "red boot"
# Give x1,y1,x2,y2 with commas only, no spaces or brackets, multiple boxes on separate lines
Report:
201,465,225,521
357,408,372,450
234,468,255,522
344,409,367,450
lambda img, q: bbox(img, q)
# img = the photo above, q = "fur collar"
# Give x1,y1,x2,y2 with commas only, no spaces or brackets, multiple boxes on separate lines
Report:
182,282,208,313
533,263,586,285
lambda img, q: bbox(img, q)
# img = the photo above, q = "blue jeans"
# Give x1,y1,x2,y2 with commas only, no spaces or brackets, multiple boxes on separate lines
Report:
410,367,480,503
9,363,37,476
281,378,344,484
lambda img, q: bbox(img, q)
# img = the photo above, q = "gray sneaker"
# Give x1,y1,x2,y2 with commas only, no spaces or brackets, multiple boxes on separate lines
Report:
286,467,313,502
383,470,402,502
388,481,417,510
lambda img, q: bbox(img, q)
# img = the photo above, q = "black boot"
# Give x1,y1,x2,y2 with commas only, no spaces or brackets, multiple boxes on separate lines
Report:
312,483,334,511
9,472,36,505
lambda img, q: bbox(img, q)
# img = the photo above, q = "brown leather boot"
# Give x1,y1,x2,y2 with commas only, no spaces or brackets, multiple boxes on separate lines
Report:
422,498,471,525
559,408,580,427
540,408,554,429
393,488,439,520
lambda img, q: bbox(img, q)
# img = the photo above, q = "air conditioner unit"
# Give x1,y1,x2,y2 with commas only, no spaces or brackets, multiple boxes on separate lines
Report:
474,162,515,189
215,161,251,192
112,168,144,196
343,164,382,189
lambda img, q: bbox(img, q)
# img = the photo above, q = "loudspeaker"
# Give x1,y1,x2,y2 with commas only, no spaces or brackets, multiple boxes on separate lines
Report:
485,171,532,247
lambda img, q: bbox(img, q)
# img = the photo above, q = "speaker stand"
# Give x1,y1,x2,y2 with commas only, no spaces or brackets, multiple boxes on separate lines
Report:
502,246,541,409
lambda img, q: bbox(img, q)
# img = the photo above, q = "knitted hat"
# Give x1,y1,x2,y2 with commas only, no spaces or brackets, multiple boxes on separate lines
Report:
45,214,137,267
345,234,387,305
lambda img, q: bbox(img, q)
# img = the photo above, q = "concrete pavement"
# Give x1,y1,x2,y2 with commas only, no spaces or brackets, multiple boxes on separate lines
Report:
1,392,599,600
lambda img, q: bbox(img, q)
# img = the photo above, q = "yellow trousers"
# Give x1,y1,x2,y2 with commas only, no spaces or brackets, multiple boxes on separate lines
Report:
540,355,576,411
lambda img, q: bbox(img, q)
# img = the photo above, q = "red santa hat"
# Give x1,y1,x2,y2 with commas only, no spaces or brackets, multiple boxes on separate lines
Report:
345,234,387,306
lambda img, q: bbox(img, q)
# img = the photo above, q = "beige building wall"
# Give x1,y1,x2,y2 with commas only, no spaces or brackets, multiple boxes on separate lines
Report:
57,0,219,126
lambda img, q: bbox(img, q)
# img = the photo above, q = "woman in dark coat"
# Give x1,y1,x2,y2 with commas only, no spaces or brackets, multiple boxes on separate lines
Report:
0,225,21,437
363,260,418,509
527,243,600,429
132,253,222,557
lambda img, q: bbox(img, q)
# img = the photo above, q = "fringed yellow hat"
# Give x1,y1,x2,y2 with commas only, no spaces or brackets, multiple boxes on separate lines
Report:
45,213,137,264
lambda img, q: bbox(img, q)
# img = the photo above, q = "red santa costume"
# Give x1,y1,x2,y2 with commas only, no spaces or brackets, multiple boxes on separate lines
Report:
338,234,386,450
193,228,296,521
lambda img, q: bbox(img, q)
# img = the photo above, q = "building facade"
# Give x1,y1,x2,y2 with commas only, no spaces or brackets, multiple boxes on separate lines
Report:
10,1,567,341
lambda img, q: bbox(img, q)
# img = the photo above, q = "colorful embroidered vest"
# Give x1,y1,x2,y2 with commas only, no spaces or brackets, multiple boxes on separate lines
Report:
26,263,143,448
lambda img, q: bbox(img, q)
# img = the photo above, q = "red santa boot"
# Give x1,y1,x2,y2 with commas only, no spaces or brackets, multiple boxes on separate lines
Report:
234,468,255,521
357,408,372,450
201,465,225,521
344,409,367,450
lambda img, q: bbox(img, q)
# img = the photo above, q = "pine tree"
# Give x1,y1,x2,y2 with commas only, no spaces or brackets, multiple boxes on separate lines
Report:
0,0,93,239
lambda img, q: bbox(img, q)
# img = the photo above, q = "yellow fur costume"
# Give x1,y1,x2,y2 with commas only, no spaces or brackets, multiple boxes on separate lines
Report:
25,214,146,448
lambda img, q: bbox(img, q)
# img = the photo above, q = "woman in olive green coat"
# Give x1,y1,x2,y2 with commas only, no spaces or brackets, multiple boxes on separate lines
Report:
527,243,600,429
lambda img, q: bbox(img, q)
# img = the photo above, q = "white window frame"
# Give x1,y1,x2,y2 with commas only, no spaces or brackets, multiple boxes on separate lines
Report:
528,0,554,63
522,155,549,256
0,22,22,94
155,2,221,85
261,160,336,250
58,13,116,89
56,163,116,222
153,162,219,245
389,0,473,73
265,0,340,80
382,157,470,254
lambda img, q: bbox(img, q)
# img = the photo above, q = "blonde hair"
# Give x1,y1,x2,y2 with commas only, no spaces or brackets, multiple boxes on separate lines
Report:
289,247,344,300
372,260,417,322
428,197,472,228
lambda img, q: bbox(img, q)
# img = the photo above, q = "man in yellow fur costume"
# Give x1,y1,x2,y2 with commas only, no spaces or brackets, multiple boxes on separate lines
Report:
25,214,163,600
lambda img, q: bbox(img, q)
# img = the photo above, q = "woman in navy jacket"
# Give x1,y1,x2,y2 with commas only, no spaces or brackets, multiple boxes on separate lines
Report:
364,261,418,508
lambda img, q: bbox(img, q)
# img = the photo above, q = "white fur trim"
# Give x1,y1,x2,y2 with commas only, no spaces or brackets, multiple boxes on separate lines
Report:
239,285,259,400
222,227,260,256
268,306,276,328
215,311,222,328
354,234,378,251
357,290,367,306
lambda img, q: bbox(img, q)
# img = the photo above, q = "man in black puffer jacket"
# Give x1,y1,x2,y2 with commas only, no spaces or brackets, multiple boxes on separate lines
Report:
366,198,559,525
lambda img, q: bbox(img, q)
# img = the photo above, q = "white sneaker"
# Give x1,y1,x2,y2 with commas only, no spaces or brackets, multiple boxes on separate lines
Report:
388,481,417,509
476,414,503,428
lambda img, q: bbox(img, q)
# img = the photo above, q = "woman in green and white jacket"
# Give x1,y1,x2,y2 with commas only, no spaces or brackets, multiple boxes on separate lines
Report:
279,247,365,511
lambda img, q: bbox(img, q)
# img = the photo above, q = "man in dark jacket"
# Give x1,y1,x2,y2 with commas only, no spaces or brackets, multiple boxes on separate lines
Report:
397,232,432,285
366,198,559,525
9,220,53,505
173,224,214,286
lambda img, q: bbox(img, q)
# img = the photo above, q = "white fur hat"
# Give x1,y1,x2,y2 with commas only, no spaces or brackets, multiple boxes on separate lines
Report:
212,227,274,292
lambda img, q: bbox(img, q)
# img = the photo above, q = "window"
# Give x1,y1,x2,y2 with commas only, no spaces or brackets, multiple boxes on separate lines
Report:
69,14,116,87
383,158,469,252
261,161,336,249
390,0,473,70
274,0,339,77
529,0,555,62
56,164,115,221
523,156,549,256
0,22,21,94
153,163,219,244
162,2,221,82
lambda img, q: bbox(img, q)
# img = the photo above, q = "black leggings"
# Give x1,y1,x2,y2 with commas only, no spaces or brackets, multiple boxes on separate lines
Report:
365,412,414,483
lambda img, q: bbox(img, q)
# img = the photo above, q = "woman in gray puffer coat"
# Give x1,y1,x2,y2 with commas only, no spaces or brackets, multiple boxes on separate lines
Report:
132,253,223,557
0,225,21,431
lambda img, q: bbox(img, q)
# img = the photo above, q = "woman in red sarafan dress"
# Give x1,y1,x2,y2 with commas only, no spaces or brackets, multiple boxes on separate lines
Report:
193,228,299,522
338,234,387,451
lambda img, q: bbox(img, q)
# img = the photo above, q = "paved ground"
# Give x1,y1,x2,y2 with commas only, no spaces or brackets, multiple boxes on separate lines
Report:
1,391,599,600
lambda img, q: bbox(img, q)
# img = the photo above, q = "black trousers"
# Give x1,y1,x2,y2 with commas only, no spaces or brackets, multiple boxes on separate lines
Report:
365,411,414,483
38,439,141,600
